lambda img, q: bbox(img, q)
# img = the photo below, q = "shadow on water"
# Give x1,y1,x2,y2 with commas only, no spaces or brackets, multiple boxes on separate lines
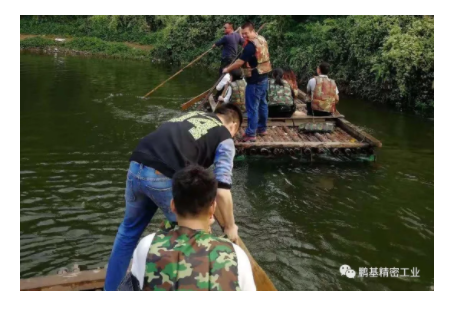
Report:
20,52,433,290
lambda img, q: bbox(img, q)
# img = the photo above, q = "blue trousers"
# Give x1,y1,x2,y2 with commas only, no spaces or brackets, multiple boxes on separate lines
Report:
104,161,175,291
245,78,269,136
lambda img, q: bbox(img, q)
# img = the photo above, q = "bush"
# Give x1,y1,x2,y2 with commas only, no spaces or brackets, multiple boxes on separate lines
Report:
20,36,150,60
20,37,55,48
263,16,434,112
65,37,150,59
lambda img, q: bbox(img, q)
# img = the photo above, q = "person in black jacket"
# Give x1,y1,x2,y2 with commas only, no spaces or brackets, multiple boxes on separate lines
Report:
104,104,243,291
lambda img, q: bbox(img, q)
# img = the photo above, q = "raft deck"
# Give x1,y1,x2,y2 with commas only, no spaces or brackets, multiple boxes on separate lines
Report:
206,96,382,157
235,117,381,157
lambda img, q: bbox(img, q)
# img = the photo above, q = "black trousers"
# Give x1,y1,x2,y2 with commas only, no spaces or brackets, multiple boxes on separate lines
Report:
219,57,233,76
306,102,332,116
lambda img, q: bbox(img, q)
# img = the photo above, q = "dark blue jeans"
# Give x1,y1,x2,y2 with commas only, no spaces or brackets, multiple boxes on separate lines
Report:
245,78,269,136
104,161,175,291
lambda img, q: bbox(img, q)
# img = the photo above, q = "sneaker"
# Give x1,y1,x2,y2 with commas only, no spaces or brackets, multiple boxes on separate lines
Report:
241,134,256,143
257,130,268,136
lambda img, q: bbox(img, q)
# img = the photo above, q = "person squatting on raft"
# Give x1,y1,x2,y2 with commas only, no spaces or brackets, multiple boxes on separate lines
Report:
306,62,339,117
104,104,243,291
216,69,247,112
117,165,256,291
222,22,272,143
212,22,244,76
267,68,296,118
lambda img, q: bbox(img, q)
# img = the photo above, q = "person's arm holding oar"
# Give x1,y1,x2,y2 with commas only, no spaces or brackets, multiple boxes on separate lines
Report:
222,59,246,75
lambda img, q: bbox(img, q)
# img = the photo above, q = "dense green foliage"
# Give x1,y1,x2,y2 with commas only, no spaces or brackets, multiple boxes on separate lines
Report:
65,37,150,59
20,36,150,60
21,16,156,43
267,16,434,112
20,15,434,113
20,37,55,48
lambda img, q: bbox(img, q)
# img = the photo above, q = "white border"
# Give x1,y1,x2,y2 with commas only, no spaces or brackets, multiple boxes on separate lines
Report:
8,1,444,307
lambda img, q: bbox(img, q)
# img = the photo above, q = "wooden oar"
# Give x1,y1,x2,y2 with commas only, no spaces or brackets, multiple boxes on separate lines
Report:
213,208,277,291
181,88,211,111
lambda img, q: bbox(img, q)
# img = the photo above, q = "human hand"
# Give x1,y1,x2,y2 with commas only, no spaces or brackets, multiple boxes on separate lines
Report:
224,224,239,242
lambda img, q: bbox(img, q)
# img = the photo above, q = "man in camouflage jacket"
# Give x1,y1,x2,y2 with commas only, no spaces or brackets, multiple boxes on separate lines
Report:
117,165,256,291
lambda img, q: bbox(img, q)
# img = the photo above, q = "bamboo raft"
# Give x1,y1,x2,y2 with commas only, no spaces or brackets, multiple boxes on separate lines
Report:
235,116,381,158
203,95,382,159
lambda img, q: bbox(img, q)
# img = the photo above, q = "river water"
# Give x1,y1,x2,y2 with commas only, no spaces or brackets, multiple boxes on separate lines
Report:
20,52,434,290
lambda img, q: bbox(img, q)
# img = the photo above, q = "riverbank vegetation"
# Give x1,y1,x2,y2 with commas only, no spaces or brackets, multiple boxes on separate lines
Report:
21,15,434,114
20,36,151,60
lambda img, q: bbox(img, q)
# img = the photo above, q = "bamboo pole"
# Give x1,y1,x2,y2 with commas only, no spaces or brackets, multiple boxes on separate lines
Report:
144,48,214,98
234,141,369,149
213,207,277,291
145,26,244,99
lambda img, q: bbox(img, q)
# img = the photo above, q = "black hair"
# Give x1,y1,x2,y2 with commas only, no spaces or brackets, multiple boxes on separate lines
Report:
225,22,234,29
214,103,243,127
172,165,217,217
230,69,243,82
241,21,254,31
272,68,284,87
319,62,330,75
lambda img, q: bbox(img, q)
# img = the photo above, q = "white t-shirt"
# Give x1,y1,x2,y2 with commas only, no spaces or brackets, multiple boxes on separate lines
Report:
217,75,247,104
216,74,233,103
216,74,231,91
222,83,233,103
131,233,257,291
307,75,339,98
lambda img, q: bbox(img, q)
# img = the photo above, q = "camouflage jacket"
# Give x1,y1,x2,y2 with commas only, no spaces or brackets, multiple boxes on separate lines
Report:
143,226,240,291
230,79,246,112
242,35,272,77
268,79,294,106
312,76,337,113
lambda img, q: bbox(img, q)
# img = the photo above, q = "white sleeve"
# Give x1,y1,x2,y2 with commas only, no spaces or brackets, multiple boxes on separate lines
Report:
216,74,231,91
131,233,155,290
307,78,316,95
223,86,232,103
233,243,256,291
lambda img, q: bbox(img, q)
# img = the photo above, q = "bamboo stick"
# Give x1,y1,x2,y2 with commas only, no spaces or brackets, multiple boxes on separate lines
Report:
336,118,382,147
144,48,215,98
235,141,369,149
321,133,340,156
213,202,277,291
